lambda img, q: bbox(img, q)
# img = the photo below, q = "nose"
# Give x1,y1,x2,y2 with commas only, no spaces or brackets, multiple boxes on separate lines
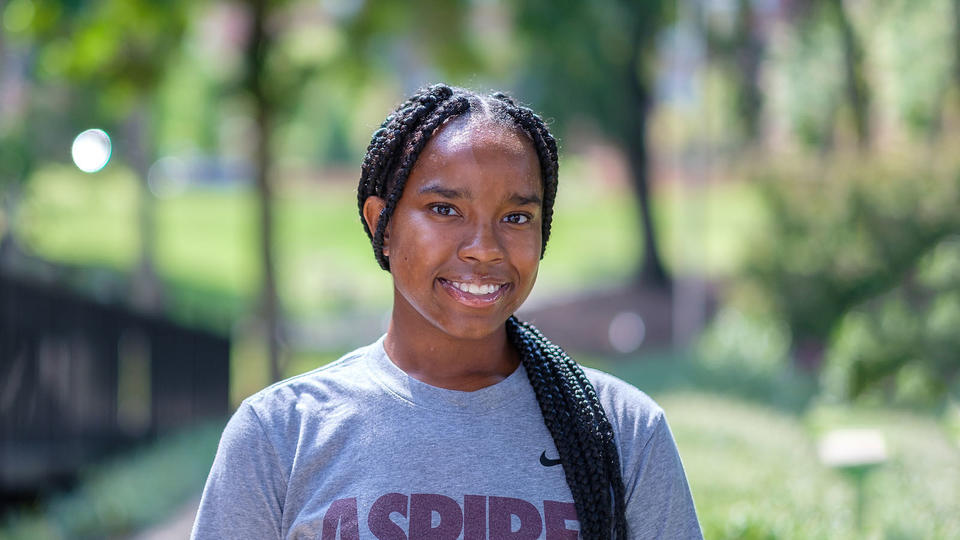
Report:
458,221,505,264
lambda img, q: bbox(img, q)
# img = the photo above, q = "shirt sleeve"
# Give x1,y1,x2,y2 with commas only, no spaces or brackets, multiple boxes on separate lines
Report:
623,412,703,539
191,402,287,540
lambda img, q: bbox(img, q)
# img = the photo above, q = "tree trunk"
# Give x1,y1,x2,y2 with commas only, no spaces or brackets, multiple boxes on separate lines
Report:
0,185,22,261
625,33,670,289
0,28,23,262
831,0,870,150
954,0,960,103
127,106,163,311
735,0,764,144
246,0,283,382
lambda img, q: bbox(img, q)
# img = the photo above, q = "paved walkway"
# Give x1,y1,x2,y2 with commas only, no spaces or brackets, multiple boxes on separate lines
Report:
130,496,200,540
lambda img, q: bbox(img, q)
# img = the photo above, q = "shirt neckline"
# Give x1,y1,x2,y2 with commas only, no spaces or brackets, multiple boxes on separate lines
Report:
364,335,530,414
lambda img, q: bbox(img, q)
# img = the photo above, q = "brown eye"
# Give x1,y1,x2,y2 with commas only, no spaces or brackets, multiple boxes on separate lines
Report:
430,204,459,217
504,213,531,225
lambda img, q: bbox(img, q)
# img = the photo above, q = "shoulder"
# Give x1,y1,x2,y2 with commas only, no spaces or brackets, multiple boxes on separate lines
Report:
580,366,665,448
581,365,702,537
240,341,381,433
581,365,664,422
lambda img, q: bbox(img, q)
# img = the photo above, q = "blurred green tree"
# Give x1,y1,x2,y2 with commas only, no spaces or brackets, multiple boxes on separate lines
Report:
511,0,674,288
0,3,40,260
340,0,484,82
0,85,85,258
788,0,871,150
0,127,33,257
18,0,191,308
240,0,285,382
955,0,960,102
705,0,766,146
742,160,960,402
731,0,766,146
232,0,484,381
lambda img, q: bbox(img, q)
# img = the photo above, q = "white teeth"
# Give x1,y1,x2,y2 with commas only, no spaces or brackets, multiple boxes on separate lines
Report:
451,281,499,295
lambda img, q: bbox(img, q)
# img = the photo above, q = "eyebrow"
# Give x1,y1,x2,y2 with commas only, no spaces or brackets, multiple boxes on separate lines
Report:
417,183,469,199
419,181,542,206
510,193,542,206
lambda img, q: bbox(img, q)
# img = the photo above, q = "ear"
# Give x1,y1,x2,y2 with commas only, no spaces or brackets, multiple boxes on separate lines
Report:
362,196,390,256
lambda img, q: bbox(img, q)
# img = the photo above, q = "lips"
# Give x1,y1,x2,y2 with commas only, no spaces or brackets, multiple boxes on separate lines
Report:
437,277,509,307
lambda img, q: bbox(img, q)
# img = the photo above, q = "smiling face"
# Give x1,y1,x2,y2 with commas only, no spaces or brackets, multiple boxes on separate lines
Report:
364,115,544,342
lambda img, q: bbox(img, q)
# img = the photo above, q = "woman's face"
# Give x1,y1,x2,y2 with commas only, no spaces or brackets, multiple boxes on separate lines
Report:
368,115,544,342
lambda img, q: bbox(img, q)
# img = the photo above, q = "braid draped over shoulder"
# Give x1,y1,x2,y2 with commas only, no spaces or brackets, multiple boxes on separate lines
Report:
507,316,628,540
357,84,628,539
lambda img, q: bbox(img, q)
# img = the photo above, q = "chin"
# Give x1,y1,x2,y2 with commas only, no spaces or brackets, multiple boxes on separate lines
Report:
431,314,512,342
392,284,526,343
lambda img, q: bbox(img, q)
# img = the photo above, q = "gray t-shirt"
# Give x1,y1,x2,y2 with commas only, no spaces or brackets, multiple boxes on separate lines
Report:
191,338,702,539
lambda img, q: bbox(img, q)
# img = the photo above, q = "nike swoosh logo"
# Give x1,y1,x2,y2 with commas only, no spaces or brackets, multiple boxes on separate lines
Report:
540,451,562,467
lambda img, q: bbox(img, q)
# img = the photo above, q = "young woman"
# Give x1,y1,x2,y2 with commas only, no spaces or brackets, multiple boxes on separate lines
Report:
192,85,701,539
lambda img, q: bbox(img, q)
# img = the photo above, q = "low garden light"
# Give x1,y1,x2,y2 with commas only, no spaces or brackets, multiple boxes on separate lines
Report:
817,428,887,533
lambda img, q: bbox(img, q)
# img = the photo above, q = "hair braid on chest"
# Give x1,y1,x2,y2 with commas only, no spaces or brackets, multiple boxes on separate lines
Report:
506,316,628,540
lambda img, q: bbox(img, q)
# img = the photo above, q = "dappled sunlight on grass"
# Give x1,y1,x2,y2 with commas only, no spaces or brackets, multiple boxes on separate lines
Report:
17,164,140,270
156,189,259,297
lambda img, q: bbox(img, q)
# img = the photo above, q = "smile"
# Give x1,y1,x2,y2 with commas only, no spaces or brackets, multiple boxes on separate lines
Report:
437,278,509,306
451,281,502,295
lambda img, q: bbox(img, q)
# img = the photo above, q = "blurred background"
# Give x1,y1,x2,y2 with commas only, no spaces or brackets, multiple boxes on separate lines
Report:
2,0,959,538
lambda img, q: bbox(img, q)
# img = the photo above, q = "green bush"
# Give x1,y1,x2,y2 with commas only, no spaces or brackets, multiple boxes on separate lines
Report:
697,306,791,379
732,155,960,403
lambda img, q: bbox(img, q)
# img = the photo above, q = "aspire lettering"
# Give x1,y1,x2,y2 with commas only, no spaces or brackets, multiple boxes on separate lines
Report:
321,493,578,540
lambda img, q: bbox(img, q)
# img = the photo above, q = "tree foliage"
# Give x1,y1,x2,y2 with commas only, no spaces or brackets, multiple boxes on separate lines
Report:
740,157,960,403
511,0,675,286
22,0,189,116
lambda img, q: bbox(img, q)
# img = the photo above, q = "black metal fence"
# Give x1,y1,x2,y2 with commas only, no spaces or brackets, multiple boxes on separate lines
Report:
0,273,230,495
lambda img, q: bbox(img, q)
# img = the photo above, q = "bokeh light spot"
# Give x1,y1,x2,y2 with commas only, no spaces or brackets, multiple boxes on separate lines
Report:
608,311,646,354
71,129,112,173
147,157,188,198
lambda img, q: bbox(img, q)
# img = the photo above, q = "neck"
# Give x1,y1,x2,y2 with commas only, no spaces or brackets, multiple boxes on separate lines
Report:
383,312,520,392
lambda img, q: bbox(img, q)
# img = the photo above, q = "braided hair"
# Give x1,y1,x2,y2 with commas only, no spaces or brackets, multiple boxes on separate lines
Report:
357,84,628,539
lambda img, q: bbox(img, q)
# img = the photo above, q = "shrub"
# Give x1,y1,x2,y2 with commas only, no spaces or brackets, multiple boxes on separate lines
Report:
733,154,960,403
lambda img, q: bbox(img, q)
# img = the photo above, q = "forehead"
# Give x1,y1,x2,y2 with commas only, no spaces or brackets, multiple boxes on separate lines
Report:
408,115,542,194
430,115,533,159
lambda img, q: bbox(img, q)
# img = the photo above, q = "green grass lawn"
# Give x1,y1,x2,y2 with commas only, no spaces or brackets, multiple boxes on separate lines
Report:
586,351,960,539
668,394,959,539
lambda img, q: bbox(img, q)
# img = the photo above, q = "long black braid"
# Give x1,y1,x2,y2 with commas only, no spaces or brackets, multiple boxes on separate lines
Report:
506,317,628,539
357,84,628,539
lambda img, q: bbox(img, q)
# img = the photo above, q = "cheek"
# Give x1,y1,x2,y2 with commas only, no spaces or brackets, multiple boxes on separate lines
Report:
509,231,543,273
387,213,456,272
